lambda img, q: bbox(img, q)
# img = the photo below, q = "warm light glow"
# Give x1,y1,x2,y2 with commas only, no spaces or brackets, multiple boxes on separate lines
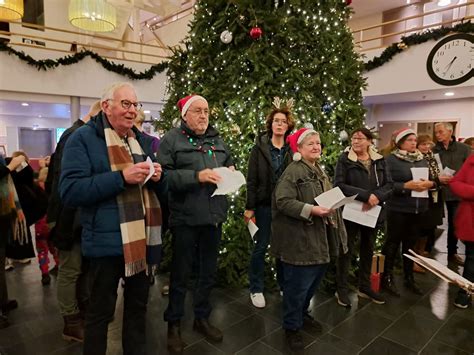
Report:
0,0,24,20
444,92,455,96
21,102,29,106
438,0,451,6
144,110,151,114
68,0,117,32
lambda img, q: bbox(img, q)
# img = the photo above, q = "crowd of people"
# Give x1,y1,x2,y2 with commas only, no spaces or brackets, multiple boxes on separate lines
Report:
0,82,473,354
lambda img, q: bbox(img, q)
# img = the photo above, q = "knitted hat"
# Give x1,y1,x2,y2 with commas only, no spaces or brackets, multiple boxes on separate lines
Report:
393,128,416,144
177,94,208,118
286,128,318,161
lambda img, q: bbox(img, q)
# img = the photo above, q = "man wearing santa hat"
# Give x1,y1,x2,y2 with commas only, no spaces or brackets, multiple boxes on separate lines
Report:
158,94,234,353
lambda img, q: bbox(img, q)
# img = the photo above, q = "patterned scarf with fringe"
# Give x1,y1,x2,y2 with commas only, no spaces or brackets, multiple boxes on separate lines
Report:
102,115,162,277
0,173,28,244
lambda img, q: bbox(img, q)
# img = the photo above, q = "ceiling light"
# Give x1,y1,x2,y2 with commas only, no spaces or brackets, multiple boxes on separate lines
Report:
444,92,455,96
21,102,29,106
69,0,117,32
0,0,24,20
438,0,451,6
144,110,151,114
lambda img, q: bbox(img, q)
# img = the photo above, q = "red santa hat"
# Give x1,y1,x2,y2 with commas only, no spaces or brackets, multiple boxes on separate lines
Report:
177,94,208,118
393,127,416,145
286,128,318,161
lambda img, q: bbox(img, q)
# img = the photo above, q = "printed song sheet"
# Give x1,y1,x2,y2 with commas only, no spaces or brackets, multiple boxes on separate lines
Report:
342,201,381,228
314,186,357,210
211,167,246,196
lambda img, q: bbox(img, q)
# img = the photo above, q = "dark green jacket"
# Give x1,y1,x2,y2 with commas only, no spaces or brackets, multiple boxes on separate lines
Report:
157,122,233,227
271,160,347,265
433,140,471,201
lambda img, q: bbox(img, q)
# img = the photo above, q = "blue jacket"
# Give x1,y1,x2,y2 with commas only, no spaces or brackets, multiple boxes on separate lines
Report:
59,113,165,257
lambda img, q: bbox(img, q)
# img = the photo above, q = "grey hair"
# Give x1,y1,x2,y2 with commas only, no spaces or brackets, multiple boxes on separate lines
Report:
435,122,453,132
297,131,320,147
101,82,136,104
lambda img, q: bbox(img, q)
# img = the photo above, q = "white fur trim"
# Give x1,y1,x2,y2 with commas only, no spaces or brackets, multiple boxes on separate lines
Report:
181,95,207,118
297,129,317,145
293,152,302,161
395,129,416,144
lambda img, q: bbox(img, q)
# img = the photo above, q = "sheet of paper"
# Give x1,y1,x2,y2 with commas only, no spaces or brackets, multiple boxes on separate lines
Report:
434,153,443,171
342,201,381,228
143,156,155,184
247,220,259,239
441,167,456,177
410,167,429,198
314,186,357,209
211,167,246,196
15,161,28,172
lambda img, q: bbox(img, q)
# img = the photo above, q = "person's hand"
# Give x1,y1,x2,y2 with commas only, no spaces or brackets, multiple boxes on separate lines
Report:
311,205,333,217
244,210,256,224
439,175,452,184
367,194,379,207
122,162,150,185
150,162,162,182
420,179,434,190
404,180,425,192
198,169,222,185
362,203,373,212
7,155,26,171
44,156,51,167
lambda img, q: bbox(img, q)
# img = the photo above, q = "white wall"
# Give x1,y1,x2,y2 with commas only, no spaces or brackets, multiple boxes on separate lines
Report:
366,98,474,139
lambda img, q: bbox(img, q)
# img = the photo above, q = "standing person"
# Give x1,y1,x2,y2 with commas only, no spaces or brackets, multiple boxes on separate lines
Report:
244,101,295,308
462,137,474,150
134,109,160,155
449,154,474,309
46,100,101,342
334,128,392,307
59,82,163,355
433,122,470,265
382,128,435,296
415,135,444,260
0,154,28,328
271,128,347,351
158,94,234,353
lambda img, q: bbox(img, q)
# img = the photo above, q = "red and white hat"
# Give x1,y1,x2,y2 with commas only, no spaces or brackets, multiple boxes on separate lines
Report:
286,128,318,161
177,94,208,118
393,128,416,144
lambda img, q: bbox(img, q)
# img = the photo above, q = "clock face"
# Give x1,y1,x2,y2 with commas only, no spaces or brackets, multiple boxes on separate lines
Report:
426,33,474,86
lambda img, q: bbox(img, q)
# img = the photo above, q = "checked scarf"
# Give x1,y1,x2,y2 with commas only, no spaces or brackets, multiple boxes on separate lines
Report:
102,115,162,277
0,173,28,244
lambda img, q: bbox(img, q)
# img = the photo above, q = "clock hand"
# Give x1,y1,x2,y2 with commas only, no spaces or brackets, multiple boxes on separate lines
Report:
443,56,457,72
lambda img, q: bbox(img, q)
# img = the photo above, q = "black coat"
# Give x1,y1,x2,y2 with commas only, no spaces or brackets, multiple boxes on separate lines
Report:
334,149,392,224
245,133,291,210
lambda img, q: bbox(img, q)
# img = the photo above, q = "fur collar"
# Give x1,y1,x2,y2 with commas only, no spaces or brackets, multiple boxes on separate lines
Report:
345,146,383,162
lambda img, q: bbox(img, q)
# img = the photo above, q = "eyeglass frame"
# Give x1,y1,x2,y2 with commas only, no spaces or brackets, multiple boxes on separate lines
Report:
187,108,210,116
107,99,143,110
273,118,289,125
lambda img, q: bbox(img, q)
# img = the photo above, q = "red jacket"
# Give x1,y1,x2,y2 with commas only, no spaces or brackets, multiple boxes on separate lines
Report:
449,154,474,242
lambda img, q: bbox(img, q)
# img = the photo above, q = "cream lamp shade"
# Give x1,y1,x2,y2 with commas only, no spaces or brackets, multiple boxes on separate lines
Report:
68,0,117,32
0,0,24,20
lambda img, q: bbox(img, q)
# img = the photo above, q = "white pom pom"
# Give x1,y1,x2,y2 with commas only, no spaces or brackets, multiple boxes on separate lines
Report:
303,122,314,129
293,152,302,161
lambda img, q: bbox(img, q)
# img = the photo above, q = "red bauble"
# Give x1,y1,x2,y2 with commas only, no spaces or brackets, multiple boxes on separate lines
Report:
346,0,352,5
249,26,263,40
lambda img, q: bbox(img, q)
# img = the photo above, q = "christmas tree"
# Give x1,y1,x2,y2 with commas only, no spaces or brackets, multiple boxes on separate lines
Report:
157,0,366,287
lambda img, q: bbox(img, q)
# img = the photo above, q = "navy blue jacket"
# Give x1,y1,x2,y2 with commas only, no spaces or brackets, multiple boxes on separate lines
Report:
59,113,165,257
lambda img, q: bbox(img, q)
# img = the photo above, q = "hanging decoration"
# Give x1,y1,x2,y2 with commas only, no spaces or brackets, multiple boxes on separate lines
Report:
346,0,353,5
0,42,168,80
321,102,333,115
249,26,263,40
220,30,233,44
68,0,117,32
339,130,349,141
0,0,24,20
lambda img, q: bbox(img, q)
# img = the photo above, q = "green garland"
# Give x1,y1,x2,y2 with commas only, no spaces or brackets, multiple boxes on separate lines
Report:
365,21,474,72
0,41,169,80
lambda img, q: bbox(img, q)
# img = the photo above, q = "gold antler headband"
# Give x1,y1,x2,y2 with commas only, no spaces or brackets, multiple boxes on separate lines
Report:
272,96,294,110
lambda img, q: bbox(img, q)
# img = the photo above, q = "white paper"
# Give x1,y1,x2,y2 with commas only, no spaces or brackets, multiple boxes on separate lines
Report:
441,167,456,177
342,201,381,228
404,250,474,293
211,167,246,196
143,157,155,184
15,161,28,172
410,167,429,198
314,186,357,209
247,220,259,239
434,153,443,171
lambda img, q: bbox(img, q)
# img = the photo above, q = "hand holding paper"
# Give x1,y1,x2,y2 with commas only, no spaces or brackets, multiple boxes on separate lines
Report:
143,157,155,184
211,167,246,196
410,167,429,198
314,186,357,209
247,220,259,239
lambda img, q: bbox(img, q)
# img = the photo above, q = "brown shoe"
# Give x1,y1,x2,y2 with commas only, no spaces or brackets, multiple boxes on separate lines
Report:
193,319,223,343
167,321,185,354
413,263,426,274
62,313,84,342
448,254,464,266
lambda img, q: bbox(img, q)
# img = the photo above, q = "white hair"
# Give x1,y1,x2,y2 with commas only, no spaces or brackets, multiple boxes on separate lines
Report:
101,82,136,104
435,122,453,132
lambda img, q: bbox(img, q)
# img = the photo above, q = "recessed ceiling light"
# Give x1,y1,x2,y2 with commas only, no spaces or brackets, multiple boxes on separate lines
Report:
444,92,455,96
438,0,451,6
144,110,151,114
21,102,29,106
38,115,42,118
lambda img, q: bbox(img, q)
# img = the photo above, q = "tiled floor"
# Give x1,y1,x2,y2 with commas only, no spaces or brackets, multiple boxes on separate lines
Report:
0,237,472,355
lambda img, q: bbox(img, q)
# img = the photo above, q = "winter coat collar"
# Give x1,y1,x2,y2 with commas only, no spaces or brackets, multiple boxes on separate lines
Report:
345,146,383,162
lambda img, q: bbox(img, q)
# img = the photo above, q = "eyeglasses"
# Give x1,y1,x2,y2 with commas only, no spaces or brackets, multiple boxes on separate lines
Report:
187,109,209,116
273,119,288,125
108,99,142,110
351,137,367,141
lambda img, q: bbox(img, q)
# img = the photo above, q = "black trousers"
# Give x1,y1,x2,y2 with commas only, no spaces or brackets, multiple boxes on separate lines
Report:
336,220,376,291
83,256,149,355
164,224,221,323
382,210,423,279
446,201,459,255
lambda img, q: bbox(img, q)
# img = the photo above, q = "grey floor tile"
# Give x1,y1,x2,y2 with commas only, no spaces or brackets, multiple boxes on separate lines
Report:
183,340,225,355
313,333,361,354
358,337,417,355
235,341,281,355
420,340,471,355
434,314,474,353
260,327,315,354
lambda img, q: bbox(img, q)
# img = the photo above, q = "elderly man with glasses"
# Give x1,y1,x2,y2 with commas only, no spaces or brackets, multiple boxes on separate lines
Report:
59,82,164,355
158,94,234,353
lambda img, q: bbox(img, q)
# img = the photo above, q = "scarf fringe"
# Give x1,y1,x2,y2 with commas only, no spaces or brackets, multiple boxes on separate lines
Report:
125,258,147,278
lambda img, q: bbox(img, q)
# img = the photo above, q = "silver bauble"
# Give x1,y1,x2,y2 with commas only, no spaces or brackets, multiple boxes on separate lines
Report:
220,30,233,44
